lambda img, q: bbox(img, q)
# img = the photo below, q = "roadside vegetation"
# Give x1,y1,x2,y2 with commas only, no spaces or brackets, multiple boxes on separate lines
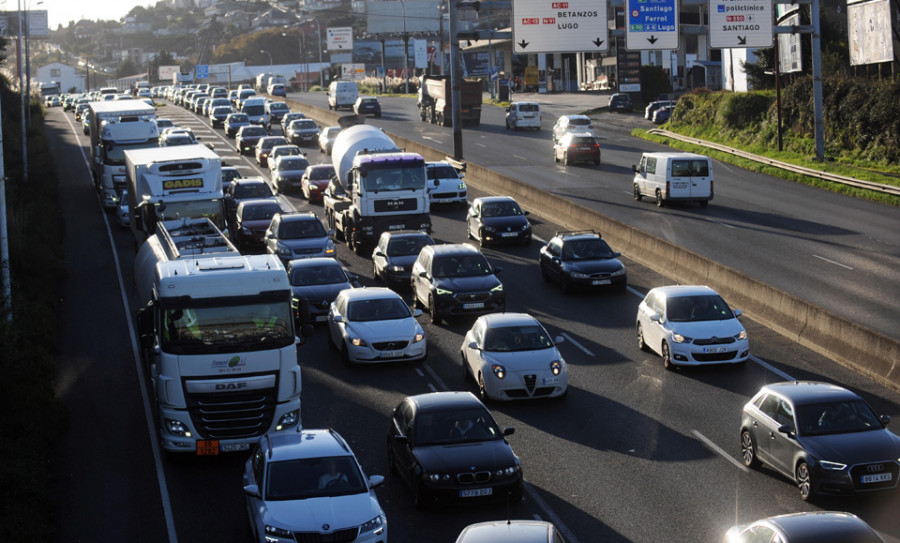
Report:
0,79,66,542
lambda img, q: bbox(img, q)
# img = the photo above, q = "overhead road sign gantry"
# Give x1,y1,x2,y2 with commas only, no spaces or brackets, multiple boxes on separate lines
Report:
512,0,610,54
708,0,773,48
625,0,679,51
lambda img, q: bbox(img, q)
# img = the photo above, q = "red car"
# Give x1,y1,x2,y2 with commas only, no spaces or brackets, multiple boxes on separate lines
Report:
301,164,336,202
553,132,601,166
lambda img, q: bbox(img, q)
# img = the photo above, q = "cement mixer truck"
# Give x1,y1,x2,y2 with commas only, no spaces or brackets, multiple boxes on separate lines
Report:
325,124,430,254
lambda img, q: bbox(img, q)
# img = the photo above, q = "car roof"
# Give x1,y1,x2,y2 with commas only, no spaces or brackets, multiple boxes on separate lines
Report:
380,230,432,240
340,286,402,302
554,230,600,241
307,164,334,171
287,257,343,270
264,428,352,463
277,211,318,222
425,243,482,257
233,178,268,186
456,520,557,543
238,198,280,208
407,391,484,414
477,312,540,328
649,285,718,298
473,196,518,205
758,381,862,405
561,114,591,121
760,512,882,543
642,152,709,160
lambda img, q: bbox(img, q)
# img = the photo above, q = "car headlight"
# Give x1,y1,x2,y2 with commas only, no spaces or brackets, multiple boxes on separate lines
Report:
550,360,562,375
495,466,520,477
521,223,530,231
426,473,452,482
276,243,291,257
435,287,453,296
351,336,367,347
610,267,626,277
359,514,386,534
458,182,467,190
413,330,425,342
164,419,191,437
672,333,692,343
491,284,504,293
264,525,294,538
819,460,847,471
570,271,589,279
276,409,299,430
388,265,405,272
492,364,506,379
736,330,748,341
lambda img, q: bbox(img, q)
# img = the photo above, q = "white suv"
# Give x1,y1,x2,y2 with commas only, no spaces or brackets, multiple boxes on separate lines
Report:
551,114,595,143
425,161,467,208
243,428,388,543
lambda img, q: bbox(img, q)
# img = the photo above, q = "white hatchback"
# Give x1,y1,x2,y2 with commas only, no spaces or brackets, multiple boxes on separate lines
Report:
460,313,568,401
328,288,426,363
636,285,749,369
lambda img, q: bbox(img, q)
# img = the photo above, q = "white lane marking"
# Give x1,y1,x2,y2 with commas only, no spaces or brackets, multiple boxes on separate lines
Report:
415,368,425,378
63,112,179,543
427,383,437,392
533,234,547,244
708,220,736,229
514,154,527,160
813,254,853,270
749,354,795,381
524,483,583,543
422,136,444,144
561,332,595,357
422,361,451,393
476,142,487,148
692,430,748,472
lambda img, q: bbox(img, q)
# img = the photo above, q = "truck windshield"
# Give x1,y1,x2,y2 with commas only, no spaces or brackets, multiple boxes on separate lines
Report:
161,301,294,351
155,200,225,231
103,140,159,165
361,166,426,192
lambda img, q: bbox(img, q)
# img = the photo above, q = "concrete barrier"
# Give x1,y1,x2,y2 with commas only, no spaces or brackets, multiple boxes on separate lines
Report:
287,96,900,390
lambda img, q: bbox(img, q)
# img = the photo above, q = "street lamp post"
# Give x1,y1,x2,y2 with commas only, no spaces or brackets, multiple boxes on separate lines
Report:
437,2,445,76
260,49,273,65
304,15,325,89
400,0,409,93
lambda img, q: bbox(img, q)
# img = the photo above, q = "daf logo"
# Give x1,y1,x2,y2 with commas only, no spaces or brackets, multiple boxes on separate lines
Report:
215,382,248,391
867,464,885,472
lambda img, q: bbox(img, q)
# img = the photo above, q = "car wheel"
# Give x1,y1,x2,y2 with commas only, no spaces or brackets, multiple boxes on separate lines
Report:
461,351,472,381
633,184,643,201
412,288,422,309
540,264,551,283
637,323,650,352
477,230,486,248
564,152,572,166
328,331,338,351
656,189,665,207
553,150,559,163
428,295,441,325
741,430,761,468
413,480,429,510
340,341,352,365
595,158,601,166
662,341,676,370
699,200,709,208
797,461,815,501
560,275,573,295
477,372,490,402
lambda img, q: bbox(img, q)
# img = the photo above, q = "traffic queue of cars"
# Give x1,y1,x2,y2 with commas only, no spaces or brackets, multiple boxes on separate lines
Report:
67,82,896,541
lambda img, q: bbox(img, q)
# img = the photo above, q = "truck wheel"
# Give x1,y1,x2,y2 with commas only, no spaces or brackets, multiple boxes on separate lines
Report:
633,184,643,201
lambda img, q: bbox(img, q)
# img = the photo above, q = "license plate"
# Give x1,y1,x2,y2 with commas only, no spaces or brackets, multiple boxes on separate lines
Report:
862,473,892,483
196,440,220,455
703,346,728,353
388,224,404,230
543,377,560,385
463,302,484,310
591,279,611,285
460,487,492,498
221,443,250,452
501,232,518,237
380,351,404,359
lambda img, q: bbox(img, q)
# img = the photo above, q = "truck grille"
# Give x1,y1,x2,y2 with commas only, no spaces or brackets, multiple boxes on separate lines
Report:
373,198,418,212
187,389,276,439
294,527,359,543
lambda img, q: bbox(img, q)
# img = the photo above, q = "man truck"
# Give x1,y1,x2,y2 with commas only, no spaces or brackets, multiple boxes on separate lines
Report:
326,124,430,254
125,144,226,243
417,75,482,127
134,217,304,455
88,100,159,209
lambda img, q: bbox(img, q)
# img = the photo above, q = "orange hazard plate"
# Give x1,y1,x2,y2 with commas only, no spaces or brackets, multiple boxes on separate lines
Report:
196,440,220,455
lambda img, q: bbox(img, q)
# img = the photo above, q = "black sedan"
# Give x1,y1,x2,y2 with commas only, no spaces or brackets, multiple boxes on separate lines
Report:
286,258,357,324
386,391,523,509
740,381,900,501
232,198,283,252
539,230,627,293
235,125,268,155
465,196,532,247
371,230,435,289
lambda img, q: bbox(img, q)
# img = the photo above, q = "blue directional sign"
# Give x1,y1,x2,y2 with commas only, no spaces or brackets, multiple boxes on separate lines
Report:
195,64,209,79
625,0,679,51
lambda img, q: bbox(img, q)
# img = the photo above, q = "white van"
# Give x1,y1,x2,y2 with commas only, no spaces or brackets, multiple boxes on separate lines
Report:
328,81,359,111
632,152,713,207
505,102,542,131
241,97,267,125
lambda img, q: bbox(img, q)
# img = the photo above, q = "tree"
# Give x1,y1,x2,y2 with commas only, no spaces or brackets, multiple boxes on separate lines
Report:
116,57,139,78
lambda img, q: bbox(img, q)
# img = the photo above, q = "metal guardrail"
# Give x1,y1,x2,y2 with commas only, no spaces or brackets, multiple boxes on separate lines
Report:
647,129,900,197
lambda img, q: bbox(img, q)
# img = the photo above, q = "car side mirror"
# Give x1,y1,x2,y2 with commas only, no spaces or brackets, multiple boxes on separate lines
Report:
493,266,502,274
368,475,385,488
649,313,661,323
243,484,261,498
554,335,565,345
467,341,478,350
418,271,428,278
777,425,795,438
881,415,891,425
632,165,638,173
332,315,343,324
374,249,385,257
523,210,530,216
733,309,742,317
394,434,408,446
503,427,515,436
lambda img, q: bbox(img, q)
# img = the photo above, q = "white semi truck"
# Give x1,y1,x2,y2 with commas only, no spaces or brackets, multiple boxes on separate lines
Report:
88,100,159,209
135,217,305,455
327,124,431,254
124,144,226,243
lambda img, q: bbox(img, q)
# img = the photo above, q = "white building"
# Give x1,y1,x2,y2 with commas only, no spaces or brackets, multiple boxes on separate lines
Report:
36,62,85,93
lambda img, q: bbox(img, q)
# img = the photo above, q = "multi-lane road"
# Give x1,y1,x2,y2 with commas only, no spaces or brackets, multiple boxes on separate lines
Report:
49,93,900,543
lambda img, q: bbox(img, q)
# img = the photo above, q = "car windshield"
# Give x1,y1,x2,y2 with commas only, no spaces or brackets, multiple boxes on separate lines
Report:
242,127,266,136
347,297,411,321
308,166,335,180
415,408,502,445
290,264,346,286
387,236,432,257
482,201,524,218
161,300,293,351
666,294,734,322
796,400,884,436
279,218,325,239
234,183,274,199
269,103,289,112
292,120,317,130
561,238,615,260
569,117,592,126
228,114,248,123
265,456,366,501
432,255,492,278
483,324,553,352
241,203,280,221
222,169,242,183
429,165,459,179
277,158,310,171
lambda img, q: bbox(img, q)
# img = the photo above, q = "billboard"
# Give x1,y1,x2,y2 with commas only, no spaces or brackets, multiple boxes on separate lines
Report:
0,10,49,38
366,1,441,34
158,65,181,81
848,0,894,65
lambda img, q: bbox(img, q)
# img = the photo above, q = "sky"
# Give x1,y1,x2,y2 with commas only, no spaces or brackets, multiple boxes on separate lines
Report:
16,0,153,30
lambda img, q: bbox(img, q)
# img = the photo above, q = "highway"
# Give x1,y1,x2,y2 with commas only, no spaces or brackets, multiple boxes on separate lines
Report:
48,95,900,543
